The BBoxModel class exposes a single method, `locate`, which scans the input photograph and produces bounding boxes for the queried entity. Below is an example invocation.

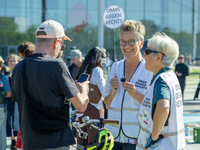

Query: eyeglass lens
[144,50,155,55]
[61,44,66,50]
[119,39,138,46]
[144,49,165,56]
[59,40,66,50]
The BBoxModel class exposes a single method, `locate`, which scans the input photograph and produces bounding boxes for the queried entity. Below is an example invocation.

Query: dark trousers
[6,98,18,137]
[194,82,200,99]
[178,80,186,98]
[112,142,136,150]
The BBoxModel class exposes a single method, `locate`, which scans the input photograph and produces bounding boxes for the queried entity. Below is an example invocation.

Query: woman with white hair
[122,32,185,149]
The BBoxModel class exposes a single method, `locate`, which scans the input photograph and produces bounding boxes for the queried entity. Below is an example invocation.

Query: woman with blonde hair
[5,54,20,150]
[103,20,153,150]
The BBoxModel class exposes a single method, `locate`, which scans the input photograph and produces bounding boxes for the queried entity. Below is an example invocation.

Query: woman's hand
[121,81,144,103]
[121,82,136,96]
[110,74,119,92]
[144,134,167,149]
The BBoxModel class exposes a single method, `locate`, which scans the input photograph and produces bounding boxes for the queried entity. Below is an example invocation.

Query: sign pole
[103,5,125,75]
[114,28,116,74]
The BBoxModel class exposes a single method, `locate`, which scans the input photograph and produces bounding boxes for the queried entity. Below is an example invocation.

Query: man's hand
[71,81,89,112]
[75,81,89,94]
[178,73,182,77]
[175,71,182,77]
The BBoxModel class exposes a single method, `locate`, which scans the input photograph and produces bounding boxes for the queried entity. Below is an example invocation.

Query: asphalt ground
[183,98,200,150]
[6,74,200,150]
[6,101,200,150]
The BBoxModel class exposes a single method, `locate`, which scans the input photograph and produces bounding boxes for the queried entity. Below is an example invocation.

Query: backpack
[0,73,6,104]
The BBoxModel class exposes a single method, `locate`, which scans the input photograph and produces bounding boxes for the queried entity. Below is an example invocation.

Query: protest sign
[103,5,125,29]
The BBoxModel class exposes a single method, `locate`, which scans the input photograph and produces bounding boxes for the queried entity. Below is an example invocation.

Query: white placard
[103,5,125,29]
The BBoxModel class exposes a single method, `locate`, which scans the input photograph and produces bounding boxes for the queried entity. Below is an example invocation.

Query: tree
[26,24,37,43]
[0,17,18,45]
[140,19,160,39]
[64,23,98,58]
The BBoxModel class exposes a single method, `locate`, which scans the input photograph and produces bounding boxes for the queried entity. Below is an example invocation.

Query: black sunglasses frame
[61,44,66,51]
[143,49,166,56]
[58,40,66,51]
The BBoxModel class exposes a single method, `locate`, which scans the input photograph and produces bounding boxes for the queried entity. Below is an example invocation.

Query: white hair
[148,32,179,68]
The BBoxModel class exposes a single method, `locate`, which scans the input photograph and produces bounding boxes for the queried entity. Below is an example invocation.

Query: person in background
[17,41,35,60]
[135,32,185,150]
[0,56,7,75]
[15,41,35,149]
[66,46,76,66]
[0,64,7,75]
[76,46,106,148]
[57,51,63,59]
[175,55,189,98]
[11,20,89,150]
[105,53,113,73]
[141,39,149,51]
[5,54,20,150]
[68,49,83,80]
[102,52,113,76]
[67,49,84,137]
[103,20,153,150]
[0,57,11,150]
[102,48,107,76]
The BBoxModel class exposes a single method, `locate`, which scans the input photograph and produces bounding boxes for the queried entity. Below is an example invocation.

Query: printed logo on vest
[135,79,147,90]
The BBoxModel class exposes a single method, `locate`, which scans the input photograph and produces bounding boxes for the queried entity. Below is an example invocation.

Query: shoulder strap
[22,58,31,99]
[89,71,92,81]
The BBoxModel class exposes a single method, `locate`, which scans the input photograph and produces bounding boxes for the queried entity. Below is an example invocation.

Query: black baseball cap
[141,39,149,51]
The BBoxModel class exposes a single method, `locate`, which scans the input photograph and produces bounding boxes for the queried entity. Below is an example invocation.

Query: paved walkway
[5,66,200,150]
[183,100,200,150]
[183,72,200,150]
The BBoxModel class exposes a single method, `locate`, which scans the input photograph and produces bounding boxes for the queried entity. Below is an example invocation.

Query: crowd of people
[0,19,187,150]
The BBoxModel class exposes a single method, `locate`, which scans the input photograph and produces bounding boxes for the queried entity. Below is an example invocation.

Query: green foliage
[0,17,37,46]
[0,17,18,45]
[26,25,37,44]
[64,24,98,57]
[0,17,196,60]
[141,19,160,39]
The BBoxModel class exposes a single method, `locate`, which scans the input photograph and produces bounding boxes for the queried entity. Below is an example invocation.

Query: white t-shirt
[89,66,105,110]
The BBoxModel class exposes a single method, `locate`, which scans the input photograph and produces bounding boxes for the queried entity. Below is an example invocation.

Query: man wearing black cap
[175,55,189,98]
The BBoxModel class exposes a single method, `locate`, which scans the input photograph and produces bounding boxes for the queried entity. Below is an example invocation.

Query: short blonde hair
[0,57,4,67]
[7,54,20,63]
[119,20,145,41]
[148,32,179,68]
